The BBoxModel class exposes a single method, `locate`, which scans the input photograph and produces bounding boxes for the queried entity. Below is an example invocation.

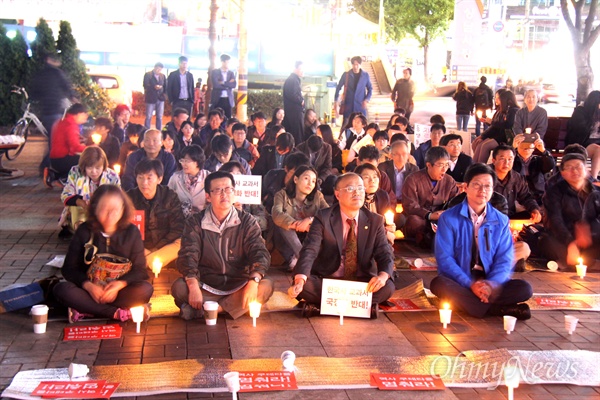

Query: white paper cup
[223,371,240,392]
[68,363,90,379]
[414,258,424,268]
[203,301,219,325]
[281,350,296,371]
[547,261,558,271]
[31,305,49,334]
[503,315,517,334]
[564,315,579,335]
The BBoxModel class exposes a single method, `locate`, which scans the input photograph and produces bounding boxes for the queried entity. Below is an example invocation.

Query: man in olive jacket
[172,171,273,320]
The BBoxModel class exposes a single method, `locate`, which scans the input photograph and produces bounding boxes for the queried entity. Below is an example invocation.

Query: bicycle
[6,86,47,160]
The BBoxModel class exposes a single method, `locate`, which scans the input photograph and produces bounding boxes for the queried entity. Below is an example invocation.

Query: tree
[353,0,454,83]
[560,0,600,103]
[30,18,56,75]
[0,24,31,126]
[205,0,219,114]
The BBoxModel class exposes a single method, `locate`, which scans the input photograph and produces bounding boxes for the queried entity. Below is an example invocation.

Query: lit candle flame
[395,204,403,214]
[384,210,394,225]
[525,128,532,134]
[252,138,259,146]
[577,257,583,266]
[152,257,163,278]
[91,133,102,145]
[476,110,482,119]
[113,164,121,175]
[443,303,450,310]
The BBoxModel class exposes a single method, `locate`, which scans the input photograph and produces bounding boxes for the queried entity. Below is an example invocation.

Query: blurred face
[374,136,388,151]
[366,127,377,137]
[494,92,501,106]
[215,146,233,164]
[403,70,410,80]
[143,131,162,155]
[181,124,193,139]
[306,111,317,124]
[232,129,246,145]
[445,139,462,159]
[493,150,515,175]
[228,167,243,176]
[206,177,235,214]
[75,112,89,125]
[117,110,131,125]
[316,127,323,138]
[524,91,538,110]
[254,117,267,132]
[179,60,188,73]
[209,114,222,130]
[136,170,162,200]
[162,134,174,151]
[561,160,587,188]
[174,113,189,127]
[85,161,104,182]
[426,157,450,181]
[335,175,365,212]
[430,129,444,147]
[195,116,207,129]
[351,61,361,73]
[352,116,364,132]
[295,64,304,77]
[517,142,535,160]
[153,66,163,74]
[465,174,494,210]
[360,169,380,194]
[294,170,317,196]
[221,59,230,69]
[179,156,199,175]
[391,143,409,169]
[129,134,139,145]
[276,109,285,121]
[96,194,124,232]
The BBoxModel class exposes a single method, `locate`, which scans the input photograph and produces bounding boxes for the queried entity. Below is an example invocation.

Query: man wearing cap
[167,56,195,116]
[143,62,167,130]
[210,54,237,119]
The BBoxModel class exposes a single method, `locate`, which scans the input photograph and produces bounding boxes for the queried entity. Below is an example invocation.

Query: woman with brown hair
[452,81,474,132]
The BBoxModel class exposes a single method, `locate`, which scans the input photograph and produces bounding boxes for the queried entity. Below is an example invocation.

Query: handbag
[338,72,350,116]
[84,234,131,286]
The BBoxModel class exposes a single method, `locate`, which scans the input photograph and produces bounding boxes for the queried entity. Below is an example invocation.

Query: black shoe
[514,258,526,272]
[371,303,379,319]
[58,226,73,240]
[43,168,53,188]
[489,303,531,320]
[301,302,320,318]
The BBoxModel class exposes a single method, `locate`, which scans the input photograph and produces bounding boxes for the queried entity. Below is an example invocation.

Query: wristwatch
[251,276,261,283]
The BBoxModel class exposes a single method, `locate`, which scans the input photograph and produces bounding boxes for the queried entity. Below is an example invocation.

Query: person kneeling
[431,164,533,320]
[171,171,274,320]
[288,173,395,318]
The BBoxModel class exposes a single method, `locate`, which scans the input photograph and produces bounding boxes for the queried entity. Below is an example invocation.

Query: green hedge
[247,90,283,116]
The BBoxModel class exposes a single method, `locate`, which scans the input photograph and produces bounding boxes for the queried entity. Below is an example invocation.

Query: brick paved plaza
[0,137,599,399]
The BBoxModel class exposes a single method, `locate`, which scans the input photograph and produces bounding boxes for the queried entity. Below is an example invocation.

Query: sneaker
[489,303,531,320]
[68,308,93,323]
[179,303,202,321]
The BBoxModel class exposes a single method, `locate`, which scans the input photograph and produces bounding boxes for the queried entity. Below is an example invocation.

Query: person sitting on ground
[198,109,225,149]
[317,124,343,175]
[541,153,600,265]
[303,109,319,142]
[346,122,379,164]
[414,123,446,169]
[296,135,332,185]
[440,133,473,183]
[252,132,295,176]
[513,89,548,138]
[109,104,131,144]
[176,120,202,157]
[583,189,600,256]
[162,108,190,144]
[272,166,329,271]
[430,114,445,126]
[90,117,120,167]
[193,113,207,136]
[565,90,600,179]
[162,129,179,157]
[122,129,177,191]
[203,134,251,174]
[373,130,391,163]
[168,144,210,218]
[117,124,143,170]
[53,185,154,322]
[171,171,274,320]
[402,147,459,247]
[246,111,269,147]
[355,163,396,244]
[389,132,417,164]
[351,145,397,206]
[545,144,590,189]
[59,146,120,237]
[431,163,533,320]
[225,118,240,138]
[231,123,260,168]
[47,103,89,185]
[338,113,367,151]
[288,173,395,318]
[267,108,285,129]
[262,152,310,213]
[511,133,555,204]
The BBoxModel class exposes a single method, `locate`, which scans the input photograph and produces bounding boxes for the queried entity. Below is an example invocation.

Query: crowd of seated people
[50,85,599,325]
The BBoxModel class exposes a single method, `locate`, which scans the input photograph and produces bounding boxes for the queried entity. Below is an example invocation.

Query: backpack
[474,87,490,108]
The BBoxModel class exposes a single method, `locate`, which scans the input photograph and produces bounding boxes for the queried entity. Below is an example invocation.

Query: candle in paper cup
[395,204,403,214]
[249,301,261,327]
[487,109,493,117]
[564,315,579,335]
[525,128,532,134]
[504,365,520,400]
[337,299,348,326]
[413,258,423,268]
[113,164,121,175]
[68,363,90,379]
[547,261,558,271]
[252,138,259,146]
[130,306,145,333]
[476,110,483,119]
[384,210,394,225]
[503,315,517,334]
[281,350,296,371]
[439,303,452,329]
[576,257,587,279]
[152,257,163,278]
[223,371,240,400]
[91,133,102,145]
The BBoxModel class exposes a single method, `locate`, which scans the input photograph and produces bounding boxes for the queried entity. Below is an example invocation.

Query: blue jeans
[145,101,165,130]
[456,114,470,132]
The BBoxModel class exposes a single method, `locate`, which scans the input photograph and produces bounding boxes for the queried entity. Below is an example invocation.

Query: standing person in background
[193,80,204,117]
[473,76,494,137]
[167,56,195,116]
[143,62,167,130]
[391,68,416,121]
[334,56,373,128]
[452,82,474,132]
[283,61,305,145]
[30,53,74,175]
[209,54,236,119]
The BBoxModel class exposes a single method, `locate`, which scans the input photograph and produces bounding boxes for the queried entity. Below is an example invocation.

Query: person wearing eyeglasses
[511,134,555,204]
[401,147,459,248]
[172,171,273,320]
[432,163,533,320]
[288,173,395,318]
[127,159,184,270]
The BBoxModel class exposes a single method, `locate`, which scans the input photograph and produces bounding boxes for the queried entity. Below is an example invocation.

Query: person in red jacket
[47,103,89,186]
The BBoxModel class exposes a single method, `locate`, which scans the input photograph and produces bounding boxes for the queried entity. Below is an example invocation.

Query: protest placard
[320,279,372,318]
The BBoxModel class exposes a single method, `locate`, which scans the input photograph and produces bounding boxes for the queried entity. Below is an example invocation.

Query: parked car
[89,73,132,107]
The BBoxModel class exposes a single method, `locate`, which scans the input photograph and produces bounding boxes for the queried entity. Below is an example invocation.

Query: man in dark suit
[288,173,395,316]
[209,54,236,119]
[167,56,195,116]
[440,133,473,183]
[296,135,332,184]
[143,62,167,130]
[252,132,295,177]
[282,61,305,146]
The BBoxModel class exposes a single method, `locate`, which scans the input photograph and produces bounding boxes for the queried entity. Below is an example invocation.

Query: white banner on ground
[320,279,372,318]
[233,175,262,205]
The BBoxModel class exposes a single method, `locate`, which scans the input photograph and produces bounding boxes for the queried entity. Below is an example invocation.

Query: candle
[130,306,145,333]
[576,257,587,279]
[91,133,102,145]
[439,302,452,328]
[504,365,520,400]
[337,299,348,326]
[384,210,394,225]
[476,110,483,119]
[487,109,493,117]
[564,315,579,335]
[281,350,296,371]
[113,164,121,175]
[249,301,261,327]
[223,371,240,400]
[395,204,403,214]
[152,257,163,278]
[252,137,259,146]
[525,128,532,134]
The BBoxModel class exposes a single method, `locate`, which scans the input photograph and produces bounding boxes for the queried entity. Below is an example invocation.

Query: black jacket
[447,153,473,183]
[167,70,194,103]
[143,70,167,103]
[494,169,540,217]
[512,151,555,203]
[453,90,474,115]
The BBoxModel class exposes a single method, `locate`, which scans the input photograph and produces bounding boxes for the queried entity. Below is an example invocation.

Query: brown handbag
[84,234,131,287]
[338,72,350,116]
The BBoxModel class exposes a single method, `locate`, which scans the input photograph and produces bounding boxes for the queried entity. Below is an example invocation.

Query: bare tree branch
[583,0,598,41]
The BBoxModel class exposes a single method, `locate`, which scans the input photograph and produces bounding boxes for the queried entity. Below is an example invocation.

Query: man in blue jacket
[334,56,373,128]
[431,163,532,320]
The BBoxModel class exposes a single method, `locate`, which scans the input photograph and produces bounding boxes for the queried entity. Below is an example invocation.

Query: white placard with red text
[233,175,262,205]
[413,124,431,147]
[320,279,372,318]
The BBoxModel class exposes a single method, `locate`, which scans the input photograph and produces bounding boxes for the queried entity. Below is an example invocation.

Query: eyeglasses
[520,146,535,151]
[469,183,494,192]
[433,163,450,169]
[210,187,235,195]
[562,165,585,172]
[338,186,365,193]
[179,159,194,164]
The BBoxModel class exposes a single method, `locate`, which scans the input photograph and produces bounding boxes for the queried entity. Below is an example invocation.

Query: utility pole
[236,0,248,122]
[206,0,219,114]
